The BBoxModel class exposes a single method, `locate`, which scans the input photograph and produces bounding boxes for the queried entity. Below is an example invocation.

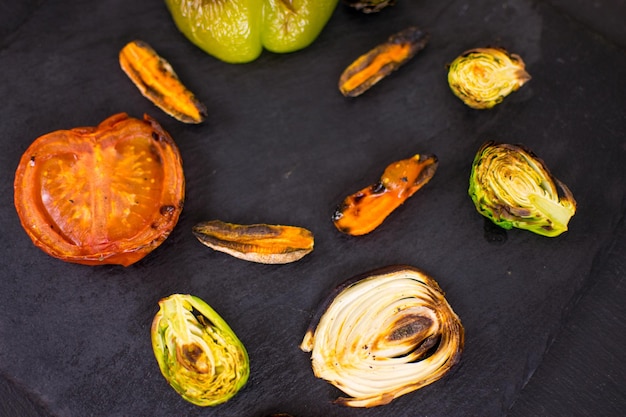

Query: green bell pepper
[165,0,339,63]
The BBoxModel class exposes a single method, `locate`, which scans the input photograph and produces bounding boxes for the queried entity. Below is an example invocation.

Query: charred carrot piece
[192,220,314,264]
[338,26,430,97]
[332,154,438,235]
[119,40,207,124]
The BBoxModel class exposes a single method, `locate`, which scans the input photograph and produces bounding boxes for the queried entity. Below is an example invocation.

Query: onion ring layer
[301,265,464,407]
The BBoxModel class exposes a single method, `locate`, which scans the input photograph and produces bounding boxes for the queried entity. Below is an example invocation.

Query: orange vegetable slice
[332,154,438,235]
[13,113,185,266]
[338,26,430,97]
[193,220,314,264]
[119,40,207,124]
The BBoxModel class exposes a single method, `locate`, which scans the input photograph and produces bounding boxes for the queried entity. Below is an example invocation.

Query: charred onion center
[300,266,464,408]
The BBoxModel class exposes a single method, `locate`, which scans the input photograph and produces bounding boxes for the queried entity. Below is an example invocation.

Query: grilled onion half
[151,294,249,406]
[300,265,464,407]
[469,141,577,237]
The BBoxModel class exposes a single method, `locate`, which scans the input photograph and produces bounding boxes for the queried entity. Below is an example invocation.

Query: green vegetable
[469,141,577,237]
[151,294,249,406]
[165,0,339,63]
[447,47,531,109]
[343,0,396,14]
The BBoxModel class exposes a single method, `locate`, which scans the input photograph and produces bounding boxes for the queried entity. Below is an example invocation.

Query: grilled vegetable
[447,47,531,109]
[193,220,314,264]
[343,0,395,13]
[165,0,339,64]
[301,265,464,408]
[332,153,438,235]
[469,141,576,237]
[119,40,207,124]
[13,113,184,266]
[339,26,429,97]
[151,294,249,406]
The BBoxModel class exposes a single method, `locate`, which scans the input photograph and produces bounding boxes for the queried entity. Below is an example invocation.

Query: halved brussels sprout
[151,294,249,406]
[300,265,464,408]
[448,47,531,109]
[343,0,396,13]
[338,26,430,97]
[469,141,577,237]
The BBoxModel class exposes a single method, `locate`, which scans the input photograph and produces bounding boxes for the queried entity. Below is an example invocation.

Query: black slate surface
[1,1,624,417]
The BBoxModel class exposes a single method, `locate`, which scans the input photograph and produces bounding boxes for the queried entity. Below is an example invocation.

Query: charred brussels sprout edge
[151,294,249,406]
[469,141,577,237]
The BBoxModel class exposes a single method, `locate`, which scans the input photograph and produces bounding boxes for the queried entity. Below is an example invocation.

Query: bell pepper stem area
[165,0,340,63]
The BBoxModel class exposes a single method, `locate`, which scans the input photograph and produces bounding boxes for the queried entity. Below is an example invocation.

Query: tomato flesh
[14,113,185,266]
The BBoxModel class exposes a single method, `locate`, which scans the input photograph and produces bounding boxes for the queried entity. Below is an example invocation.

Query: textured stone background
[1,1,624,416]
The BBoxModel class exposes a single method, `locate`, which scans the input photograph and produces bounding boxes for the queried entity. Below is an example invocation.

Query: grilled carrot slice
[119,40,207,124]
[332,154,438,235]
[193,220,314,264]
[338,26,430,97]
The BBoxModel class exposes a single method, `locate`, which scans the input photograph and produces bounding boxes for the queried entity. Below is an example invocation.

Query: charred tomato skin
[14,113,185,266]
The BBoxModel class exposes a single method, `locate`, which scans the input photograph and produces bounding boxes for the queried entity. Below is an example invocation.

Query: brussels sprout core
[469,141,577,237]
[151,294,249,406]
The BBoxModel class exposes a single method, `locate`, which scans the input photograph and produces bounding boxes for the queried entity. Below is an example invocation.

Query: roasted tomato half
[13,113,185,266]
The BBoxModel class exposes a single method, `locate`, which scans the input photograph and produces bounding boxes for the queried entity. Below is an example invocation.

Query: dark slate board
[1,1,624,416]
